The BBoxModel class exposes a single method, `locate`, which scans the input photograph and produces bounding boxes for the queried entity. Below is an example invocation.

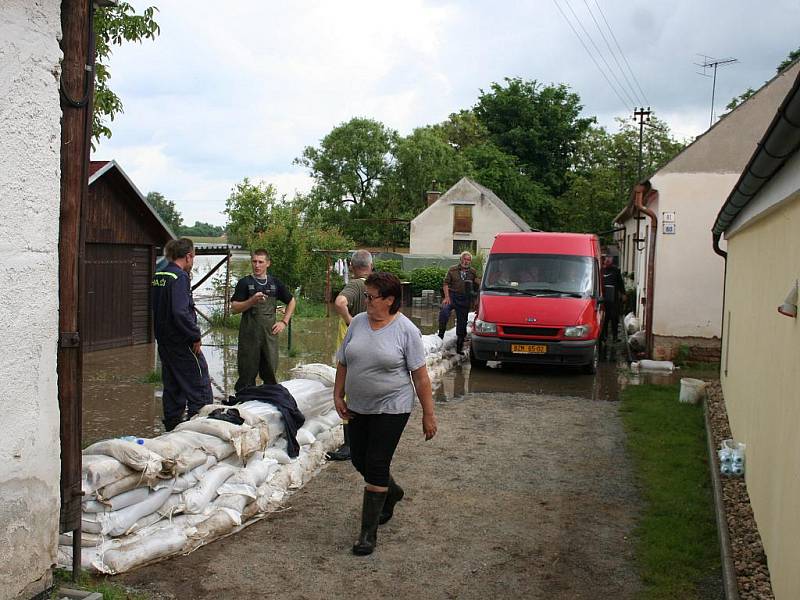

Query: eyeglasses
[363,292,383,302]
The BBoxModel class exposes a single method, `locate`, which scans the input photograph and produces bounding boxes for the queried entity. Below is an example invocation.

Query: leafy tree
[180,221,225,237]
[725,88,756,112]
[777,47,800,73]
[223,178,280,244]
[295,118,398,209]
[474,78,594,196]
[430,109,490,151]
[93,2,160,143]
[145,191,182,233]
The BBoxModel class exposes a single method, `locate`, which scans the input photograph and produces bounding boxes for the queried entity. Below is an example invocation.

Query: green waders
[235,294,279,391]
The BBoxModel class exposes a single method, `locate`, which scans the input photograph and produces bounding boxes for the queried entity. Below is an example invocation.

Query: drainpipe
[633,182,658,357]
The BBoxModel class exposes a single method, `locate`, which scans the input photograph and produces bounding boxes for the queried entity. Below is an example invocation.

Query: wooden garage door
[84,243,152,351]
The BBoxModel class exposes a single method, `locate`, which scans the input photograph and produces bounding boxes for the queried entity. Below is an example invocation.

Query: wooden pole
[58,0,93,582]
[224,249,231,320]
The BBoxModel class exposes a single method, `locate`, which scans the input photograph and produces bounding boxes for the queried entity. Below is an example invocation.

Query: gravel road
[117,387,642,599]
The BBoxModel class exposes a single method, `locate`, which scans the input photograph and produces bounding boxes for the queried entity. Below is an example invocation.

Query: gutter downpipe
[633,182,657,357]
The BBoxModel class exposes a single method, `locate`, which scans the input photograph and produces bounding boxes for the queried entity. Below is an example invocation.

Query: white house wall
[0,2,62,598]
[410,185,524,255]
[648,172,735,339]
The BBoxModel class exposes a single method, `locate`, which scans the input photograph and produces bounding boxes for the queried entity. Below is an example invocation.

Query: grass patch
[620,384,720,599]
[681,361,721,372]
[293,298,327,319]
[208,309,242,329]
[137,369,162,384]
[186,235,227,244]
[52,568,148,600]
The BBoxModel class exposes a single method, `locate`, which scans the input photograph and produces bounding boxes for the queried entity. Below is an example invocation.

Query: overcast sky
[94,0,800,226]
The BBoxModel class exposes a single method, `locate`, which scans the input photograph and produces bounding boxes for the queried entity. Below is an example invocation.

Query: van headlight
[473,319,497,335]
[564,324,590,338]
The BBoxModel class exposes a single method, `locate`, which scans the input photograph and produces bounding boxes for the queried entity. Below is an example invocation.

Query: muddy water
[83,254,651,444]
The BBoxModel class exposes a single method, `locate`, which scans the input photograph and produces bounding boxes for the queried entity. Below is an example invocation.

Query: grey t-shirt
[336,312,426,414]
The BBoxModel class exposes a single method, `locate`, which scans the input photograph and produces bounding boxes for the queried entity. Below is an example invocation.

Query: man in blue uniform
[151,238,212,431]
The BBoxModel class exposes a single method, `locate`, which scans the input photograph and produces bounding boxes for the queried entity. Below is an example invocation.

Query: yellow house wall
[721,196,800,599]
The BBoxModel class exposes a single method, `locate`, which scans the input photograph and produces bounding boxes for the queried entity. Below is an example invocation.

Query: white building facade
[0,1,63,598]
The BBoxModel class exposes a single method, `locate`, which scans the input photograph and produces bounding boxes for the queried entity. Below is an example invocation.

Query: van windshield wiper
[548,290,586,298]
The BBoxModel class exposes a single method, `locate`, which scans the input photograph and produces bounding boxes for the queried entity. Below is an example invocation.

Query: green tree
[145,191,182,233]
[224,178,281,245]
[93,2,160,143]
[430,109,490,150]
[474,78,594,196]
[180,221,225,237]
[295,117,398,210]
[777,47,800,73]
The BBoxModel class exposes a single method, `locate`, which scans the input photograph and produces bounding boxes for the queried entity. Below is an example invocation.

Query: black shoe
[353,489,387,556]
[326,444,351,461]
[379,478,404,525]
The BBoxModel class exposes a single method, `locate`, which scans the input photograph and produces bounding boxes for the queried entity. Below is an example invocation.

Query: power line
[552,0,631,112]
[581,0,644,107]
[562,0,637,109]
[591,0,650,106]
[695,55,738,126]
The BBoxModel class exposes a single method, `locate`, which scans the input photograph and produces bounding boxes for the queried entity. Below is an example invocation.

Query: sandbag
[98,485,174,537]
[288,363,336,386]
[182,463,236,514]
[99,525,192,574]
[96,472,146,501]
[83,455,136,493]
[83,439,168,481]
[167,431,235,461]
[296,428,316,446]
[264,447,292,465]
[60,531,104,548]
[83,486,151,513]
[143,438,207,474]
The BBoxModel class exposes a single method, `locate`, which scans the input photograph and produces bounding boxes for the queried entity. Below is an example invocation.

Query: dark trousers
[158,343,212,425]
[602,304,620,342]
[349,411,410,487]
[439,293,470,338]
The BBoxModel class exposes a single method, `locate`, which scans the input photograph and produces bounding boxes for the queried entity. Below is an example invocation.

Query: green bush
[374,259,408,281]
[409,266,447,296]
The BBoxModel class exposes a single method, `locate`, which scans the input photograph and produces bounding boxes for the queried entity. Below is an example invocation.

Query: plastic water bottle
[731,463,744,476]
[720,463,733,476]
[120,435,145,445]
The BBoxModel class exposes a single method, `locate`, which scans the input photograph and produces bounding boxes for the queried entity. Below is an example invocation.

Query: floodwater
[82,255,686,445]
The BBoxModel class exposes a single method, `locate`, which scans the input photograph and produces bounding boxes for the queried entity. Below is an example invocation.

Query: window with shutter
[453,205,472,233]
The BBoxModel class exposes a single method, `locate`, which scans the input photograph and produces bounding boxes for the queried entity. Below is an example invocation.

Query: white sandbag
[316,408,342,429]
[213,492,250,514]
[99,524,192,574]
[60,532,104,548]
[96,472,145,501]
[167,431,235,461]
[83,455,136,493]
[81,514,102,534]
[232,425,269,460]
[264,447,292,465]
[83,439,167,481]
[301,418,327,436]
[175,417,244,441]
[421,334,444,354]
[143,438,207,474]
[628,330,647,352]
[638,359,675,372]
[83,486,151,513]
[157,493,185,518]
[182,463,236,514]
[289,363,336,386]
[196,404,266,428]
[624,312,640,334]
[122,510,163,535]
[188,508,240,549]
[296,428,316,446]
[159,454,216,493]
[98,485,174,537]
[242,457,280,487]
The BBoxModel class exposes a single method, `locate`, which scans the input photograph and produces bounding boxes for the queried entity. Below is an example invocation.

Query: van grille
[501,326,560,337]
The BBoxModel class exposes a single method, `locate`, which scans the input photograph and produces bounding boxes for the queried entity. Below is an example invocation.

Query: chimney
[425,190,441,206]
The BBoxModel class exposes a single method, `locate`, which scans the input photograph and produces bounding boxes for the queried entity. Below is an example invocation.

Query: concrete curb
[704,399,740,600]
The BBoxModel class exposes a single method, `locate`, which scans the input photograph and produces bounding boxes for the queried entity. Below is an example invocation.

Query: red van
[470,232,604,373]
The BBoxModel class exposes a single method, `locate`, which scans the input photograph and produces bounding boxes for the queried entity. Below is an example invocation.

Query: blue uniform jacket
[151,263,202,346]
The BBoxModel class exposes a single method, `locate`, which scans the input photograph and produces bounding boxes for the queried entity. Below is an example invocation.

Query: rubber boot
[379,478,404,525]
[437,322,446,339]
[352,489,387,556]
[326,423,351,461]
[456,335,464,355]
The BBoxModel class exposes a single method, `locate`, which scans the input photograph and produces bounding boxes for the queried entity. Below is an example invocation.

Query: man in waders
[151,238,212,431]
[437,251,480,354]
[328,249,373,461]
[231,249,296,391]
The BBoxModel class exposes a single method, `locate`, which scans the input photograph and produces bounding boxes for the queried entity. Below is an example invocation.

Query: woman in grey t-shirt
[334,272,438,556]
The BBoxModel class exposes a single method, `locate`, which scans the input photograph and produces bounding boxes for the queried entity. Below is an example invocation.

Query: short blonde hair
[460,251,472,260]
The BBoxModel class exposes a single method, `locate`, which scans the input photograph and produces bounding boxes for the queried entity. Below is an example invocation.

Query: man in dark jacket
[438,251,480,354]
[601,255,626,343]
[151,238,212,431]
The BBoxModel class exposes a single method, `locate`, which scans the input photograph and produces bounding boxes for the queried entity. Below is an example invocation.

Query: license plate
[511,344,547,354]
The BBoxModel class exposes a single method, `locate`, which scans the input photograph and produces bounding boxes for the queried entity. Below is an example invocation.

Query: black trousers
[348,411,410,487]
[158,342,212,424]
[438,293,471,338]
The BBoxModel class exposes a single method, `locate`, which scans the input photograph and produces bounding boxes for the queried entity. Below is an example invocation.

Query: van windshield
[482,254,595,297]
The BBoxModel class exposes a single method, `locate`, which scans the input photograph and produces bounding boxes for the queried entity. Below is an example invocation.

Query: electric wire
[591,0,650,106]
[552,0,632,112]
[562,0,637,109]
[581,0,645,107]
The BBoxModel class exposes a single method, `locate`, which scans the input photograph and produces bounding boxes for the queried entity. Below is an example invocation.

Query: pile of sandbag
[59,370,342,574]
[59,323,466,574]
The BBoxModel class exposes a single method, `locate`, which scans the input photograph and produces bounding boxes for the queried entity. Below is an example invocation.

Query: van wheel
[583,345,599,374]
[469,346,487,369]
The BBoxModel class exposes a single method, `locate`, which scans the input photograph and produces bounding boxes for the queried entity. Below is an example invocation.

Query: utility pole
[695,55,738,127]
[633,107,651,181]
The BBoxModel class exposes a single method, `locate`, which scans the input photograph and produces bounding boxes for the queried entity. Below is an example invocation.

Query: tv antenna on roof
[695,55,738,127]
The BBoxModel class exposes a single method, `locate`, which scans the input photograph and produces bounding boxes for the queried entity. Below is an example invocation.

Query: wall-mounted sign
[663,211,675,223]
[663,222,676,235]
